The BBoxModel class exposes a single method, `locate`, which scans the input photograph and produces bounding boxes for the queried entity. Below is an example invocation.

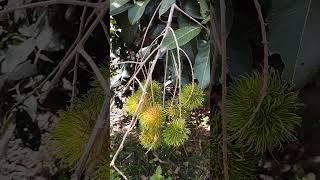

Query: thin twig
[168,27,183,119]
[100,19,110,44]
[219,0,230,179]
[163,51,169,106]
[71,92,110,179]
[0,123,15,160]
[134,3,161,87]
[40,2,108,103]
[84,0,103,28]
[0,0,100,15]
[209,3,222,54]
[292,0,312,83]
[174,4,209,32]
[78,47,107,93]
[71,1,89,104]
[248,0,269,126]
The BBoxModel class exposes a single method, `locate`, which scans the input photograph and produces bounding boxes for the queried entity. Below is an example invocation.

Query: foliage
[125,82,204,149]
[150,166,173,180]
[226,70,303,153]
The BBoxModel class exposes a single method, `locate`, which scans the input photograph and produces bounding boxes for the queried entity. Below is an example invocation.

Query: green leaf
[128,0,151,25]
[181,42,195,62]
[114,12,138,45]
[150,166,164,180]
[150,24,166,39]
[161,26,201,50]
[269,0,320,87]
[110,0,130,12]
[110,3,132,16]
[199,0,210,24]
[184,0,202,19]
[194,40,210,89]
[159,0,175,17]
[156,165,162,175]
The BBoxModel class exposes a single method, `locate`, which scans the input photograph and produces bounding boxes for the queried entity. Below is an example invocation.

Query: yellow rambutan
[139,104,164,131]
[139,130,161,149]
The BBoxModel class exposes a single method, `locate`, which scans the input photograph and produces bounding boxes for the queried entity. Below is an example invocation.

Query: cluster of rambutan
[125,81,204,149]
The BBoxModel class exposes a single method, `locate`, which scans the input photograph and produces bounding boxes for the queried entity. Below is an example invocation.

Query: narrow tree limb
[0,123,15,160]
[78,47,107,93]
[100,19,110,44]
[209,2,222,54]
[40,2,108,103]
[219,0,230,179]
[249,0,269,124]
[71,1,89,104]
[71,92,110,179]
[0,0,100,15]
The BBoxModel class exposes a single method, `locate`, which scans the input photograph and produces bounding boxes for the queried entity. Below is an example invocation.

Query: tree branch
[249,0,269,125]
[0,0,100,15]
[219,0,230,179]
[71,1,89,104]
[39,2,108,103]
[78,47,107,93]
[71,92,110,180]
[0,123,15,160]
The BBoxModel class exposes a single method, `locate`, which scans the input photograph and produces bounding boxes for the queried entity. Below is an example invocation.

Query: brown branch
[209,3,222,54]
[249,0,269,125]
[78,47,107,92]
[84,0,104,28]
[219,0,230,179]
[71,2,89,104]
[100,19,110,44]
[71,91,110,180]
[39,2,108,103]
[0,123,15,160]
[0,0,100,15]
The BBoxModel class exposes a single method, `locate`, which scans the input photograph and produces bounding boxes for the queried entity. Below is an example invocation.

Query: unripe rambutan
[226,70,303,153]
[139,130,161,149]
[125,92,147,116]
[180,83,204,110]
[125,80,162,116]
[139,104,164,131]
[163,118,190,147]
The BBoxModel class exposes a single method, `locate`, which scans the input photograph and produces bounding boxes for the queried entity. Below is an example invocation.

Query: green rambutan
[49,84,106,169]
[125,92,147,116]
[125,80,162,116]
[180,83,205,110]
[163,118,190,147]
[226,70,303,153]
[139,129,161,149]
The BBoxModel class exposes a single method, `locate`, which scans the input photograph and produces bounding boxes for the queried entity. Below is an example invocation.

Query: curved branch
[0,0,101,15]
[219,0,230,179]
